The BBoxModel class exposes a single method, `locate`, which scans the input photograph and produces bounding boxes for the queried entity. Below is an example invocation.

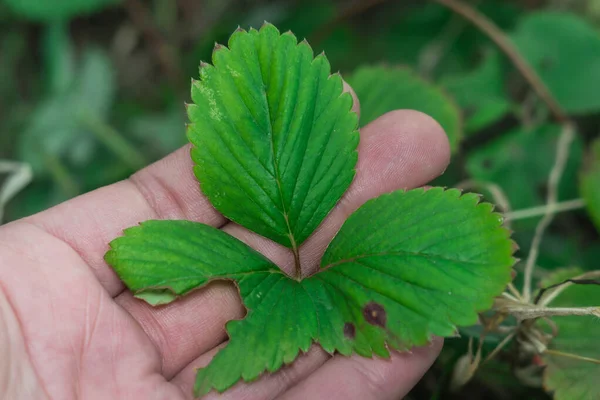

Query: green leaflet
[540,271,600,400]
[105,220,282,301]
[187,24,359,249]
[347,65,462,152]
[105,188,515,396]
[511,12,600,114]
[580,139,600,232]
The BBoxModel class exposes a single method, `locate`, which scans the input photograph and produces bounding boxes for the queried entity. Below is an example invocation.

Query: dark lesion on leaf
[343,322,356,339]
[363,302,386,327]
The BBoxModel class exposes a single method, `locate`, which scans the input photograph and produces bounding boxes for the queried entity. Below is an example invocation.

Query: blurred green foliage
[1,0,600,399]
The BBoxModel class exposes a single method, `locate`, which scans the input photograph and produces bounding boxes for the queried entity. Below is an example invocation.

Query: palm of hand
[0,102,449,400]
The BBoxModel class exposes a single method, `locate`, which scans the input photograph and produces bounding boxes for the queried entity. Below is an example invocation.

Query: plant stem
[483,331,516,364]
[292,245,302,280]
[80,114,147,171]
[433,0,568,123]
[503,305,600,320]
[544,349,600,365]
[504,198,586,221]
[522,123,575,302]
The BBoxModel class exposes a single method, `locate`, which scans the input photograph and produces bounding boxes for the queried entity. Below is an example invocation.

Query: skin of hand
[0,85,450,400]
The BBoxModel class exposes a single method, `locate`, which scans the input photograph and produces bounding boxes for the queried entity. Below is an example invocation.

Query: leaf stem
[544,349,600,365]
[482,331,516,365]
[433,0,568,122]
[522,123,576,302]
[292,243,302,280]
[502,305,600,320]
[507,283,523,301]
[504,198,586,221]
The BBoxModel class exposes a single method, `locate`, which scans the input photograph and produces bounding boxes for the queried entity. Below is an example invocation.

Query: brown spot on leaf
[343,322,356,339]
[363,302,386,327]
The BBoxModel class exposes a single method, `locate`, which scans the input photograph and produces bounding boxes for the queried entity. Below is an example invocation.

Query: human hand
[0,87,450,399]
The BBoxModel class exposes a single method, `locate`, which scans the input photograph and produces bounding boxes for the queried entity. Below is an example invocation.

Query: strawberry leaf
[106,24,516,398]
[187,23,359,249]
[106,189,515,396]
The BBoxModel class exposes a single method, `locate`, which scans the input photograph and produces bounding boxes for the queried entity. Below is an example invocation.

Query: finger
[279,338,443,400]
[158,110,450,383]
[170,345,330,400]
[25,145,226,296]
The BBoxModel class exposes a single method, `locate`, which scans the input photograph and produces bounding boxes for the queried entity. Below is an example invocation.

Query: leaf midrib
[262,41,297,250]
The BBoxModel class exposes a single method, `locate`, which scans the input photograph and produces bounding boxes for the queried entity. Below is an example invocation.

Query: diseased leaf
[106,188,515,396]
[580,138,600,232]
[347,65,462,152]
[187,23,359,249]
[442,51,512,135]
[4,0,120,22]
[511,12,600,114]
[466,124,583,223]
[541,272,600,400]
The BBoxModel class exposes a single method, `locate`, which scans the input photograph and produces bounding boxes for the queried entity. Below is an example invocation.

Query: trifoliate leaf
[347,65,462,152]
[511,12,600,114]
[580,138,600,232]
[466,124,583,219]
[106,188,515,396]
[442,51,512,135]
[187,23,359,249]
[4,0,120,22]
[541,276,600,400]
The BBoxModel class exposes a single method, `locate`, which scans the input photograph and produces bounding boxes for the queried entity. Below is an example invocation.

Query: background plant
[1,0,600,399]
